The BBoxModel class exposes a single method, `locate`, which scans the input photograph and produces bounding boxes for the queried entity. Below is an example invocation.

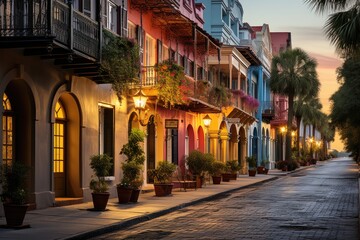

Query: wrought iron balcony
[0,0,105,80]
[262,101,275,123]
[0,1,100,59]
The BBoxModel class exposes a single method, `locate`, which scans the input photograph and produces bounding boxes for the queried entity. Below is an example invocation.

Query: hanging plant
[242,95,260,109]
[208,84,232,107]
[100,30,140,101]
[232,89,246,97]
[155,60,190,108]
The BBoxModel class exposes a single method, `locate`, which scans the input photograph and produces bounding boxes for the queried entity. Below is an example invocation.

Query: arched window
[2,93,13,166]
[54,101,66,173]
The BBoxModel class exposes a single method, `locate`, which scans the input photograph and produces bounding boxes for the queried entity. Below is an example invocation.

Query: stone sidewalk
[0,167,312,240]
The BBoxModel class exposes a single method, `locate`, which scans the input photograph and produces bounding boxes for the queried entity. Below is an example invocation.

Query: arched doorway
[262,128,266,162]
[238,127,246,170]
[146,115,155,183]
[198,126,205,153]
[53,94,81,198]
[252,128,258,163]
[3,79,35,203]
[186,125,195,157]
[229,124,237,161]
[266,129,270,161]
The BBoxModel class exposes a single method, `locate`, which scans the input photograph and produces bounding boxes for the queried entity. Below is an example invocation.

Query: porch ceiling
[185,97,221,113]
[227,107,256,125]
[237,46,261,66]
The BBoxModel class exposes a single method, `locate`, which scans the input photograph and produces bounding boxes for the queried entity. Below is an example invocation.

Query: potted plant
[223,160,241,181]
[208,160,226,184]
[119,129,145,203]
[276,160,288,171]
[257,160,266,174]
[89,154,113,211]
[264,159,270,174]
[0,161,30,227]
[246,156,257,177]
[147,161,176,197]
[186,150,208,188]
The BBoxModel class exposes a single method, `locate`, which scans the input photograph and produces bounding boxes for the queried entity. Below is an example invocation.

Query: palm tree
[294,96,322,155]
[270,48,320,161]
[304,0,360,57]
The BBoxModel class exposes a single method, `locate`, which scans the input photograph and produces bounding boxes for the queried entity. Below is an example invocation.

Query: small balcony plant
[155,60,189,108]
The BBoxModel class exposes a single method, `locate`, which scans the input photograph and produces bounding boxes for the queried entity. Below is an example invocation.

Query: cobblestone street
[91,158,359,240]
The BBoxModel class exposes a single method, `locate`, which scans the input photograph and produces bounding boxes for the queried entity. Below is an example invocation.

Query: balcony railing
[141,66,157,86]
[0,0,100,59]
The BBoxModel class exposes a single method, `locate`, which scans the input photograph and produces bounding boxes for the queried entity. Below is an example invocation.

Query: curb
[64,176,278,240]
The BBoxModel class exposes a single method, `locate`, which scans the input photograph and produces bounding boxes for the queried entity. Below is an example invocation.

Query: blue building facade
[196,0,274,166]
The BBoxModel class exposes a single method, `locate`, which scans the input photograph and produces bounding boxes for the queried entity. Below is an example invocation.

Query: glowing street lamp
[133,89,148,110]
[203,114,212,153]
[133,89,150,126]
[203,114,212,128]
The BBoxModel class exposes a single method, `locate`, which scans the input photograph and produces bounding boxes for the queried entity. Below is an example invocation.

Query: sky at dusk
[240,0,344,151]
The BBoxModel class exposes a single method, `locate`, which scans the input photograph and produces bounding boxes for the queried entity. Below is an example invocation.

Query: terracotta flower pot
[248,169,257,177]
[221,173,232,182]
[91,192,110,211]
[154,183,173,197]
[117,186,133,204]
[212,176,221,184]
[130,189,141,203]
[3,203,29,227]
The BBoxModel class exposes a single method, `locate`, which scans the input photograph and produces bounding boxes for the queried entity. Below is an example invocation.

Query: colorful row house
[0,0,263,212]
[197,0,276,167]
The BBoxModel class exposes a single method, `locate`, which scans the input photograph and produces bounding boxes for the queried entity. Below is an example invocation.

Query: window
[162,45,169,61]
[145,34,156,66]
[128,22,136,40]
[54,101,66,173]
[222,9,228,26]
[2,93,13,167]
[99,105,114,175]
[81,0,96,20]
[166,129,178,165]
[103,0,118,33]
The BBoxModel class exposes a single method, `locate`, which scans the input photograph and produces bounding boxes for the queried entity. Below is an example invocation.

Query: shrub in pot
[0,161,30,227]
[246,156,257,177]
[276,160,288,171]
[119,129,145,203]
[89,154,112,211]
[224,160,241,180]
[186,150,209,188]
[208,160,226,184]
[147,161,176,196]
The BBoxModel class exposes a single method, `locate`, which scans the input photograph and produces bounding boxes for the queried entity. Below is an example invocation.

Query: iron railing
[0,0,102,59]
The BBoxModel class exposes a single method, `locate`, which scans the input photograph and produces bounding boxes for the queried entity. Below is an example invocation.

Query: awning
[185,97,221,113]
[227,107,256,125]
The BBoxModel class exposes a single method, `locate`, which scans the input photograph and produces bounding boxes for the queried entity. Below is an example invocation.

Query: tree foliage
[304,0,360,57]
[270,48,320,160]
[101,30,140,101]
[330,57,360,158]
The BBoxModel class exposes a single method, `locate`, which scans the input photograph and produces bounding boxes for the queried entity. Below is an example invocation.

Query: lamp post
[203,114,212,153]
[280,126,287,161]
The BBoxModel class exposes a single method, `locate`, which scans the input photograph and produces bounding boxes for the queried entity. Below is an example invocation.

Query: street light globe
[133,90,147,110]
[203,114,212,128]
